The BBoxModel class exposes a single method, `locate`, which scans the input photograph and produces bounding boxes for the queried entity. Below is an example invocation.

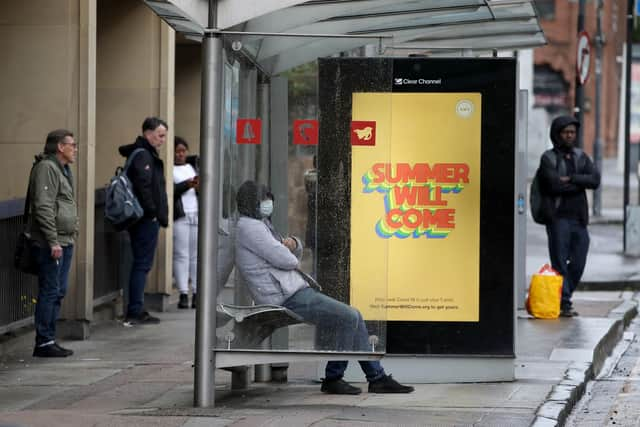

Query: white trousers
[173,213,198,293]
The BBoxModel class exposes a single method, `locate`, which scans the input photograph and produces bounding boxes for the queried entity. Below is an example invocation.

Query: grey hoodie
[235,215,308,305]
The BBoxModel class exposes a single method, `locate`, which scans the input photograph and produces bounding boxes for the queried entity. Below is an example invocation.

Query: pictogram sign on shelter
[236,119,262,144]
[293,119,319,145]
[350,121,376,146]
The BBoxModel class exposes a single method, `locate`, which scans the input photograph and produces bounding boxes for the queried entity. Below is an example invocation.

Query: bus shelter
[143,0,545,407]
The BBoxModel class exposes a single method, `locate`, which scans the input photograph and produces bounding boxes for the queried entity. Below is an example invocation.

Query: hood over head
[550,115,580,148]
[236,180,271,219]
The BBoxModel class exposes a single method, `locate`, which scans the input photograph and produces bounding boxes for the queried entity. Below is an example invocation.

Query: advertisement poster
[350,92,481,322]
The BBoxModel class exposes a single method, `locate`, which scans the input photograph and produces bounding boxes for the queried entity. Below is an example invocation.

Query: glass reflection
[213,47,388,355]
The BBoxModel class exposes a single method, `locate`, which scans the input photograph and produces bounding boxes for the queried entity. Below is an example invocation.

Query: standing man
[30,129,79,357]
[537,116,600,317]
[119,117,169,325]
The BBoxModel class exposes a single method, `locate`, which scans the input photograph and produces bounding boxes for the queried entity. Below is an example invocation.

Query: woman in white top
[173,137,199,309]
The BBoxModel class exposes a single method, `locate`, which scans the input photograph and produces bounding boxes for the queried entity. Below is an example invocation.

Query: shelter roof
[144,0,545,74]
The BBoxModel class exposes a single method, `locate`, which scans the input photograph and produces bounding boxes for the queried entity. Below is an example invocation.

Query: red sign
[293,119,319,145]
[236,119,262,144]
[350,121,376,146]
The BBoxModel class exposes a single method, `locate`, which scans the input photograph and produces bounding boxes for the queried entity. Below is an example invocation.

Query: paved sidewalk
[0,290,636,427]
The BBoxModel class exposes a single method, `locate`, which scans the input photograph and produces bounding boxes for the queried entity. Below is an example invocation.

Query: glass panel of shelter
[214,34,392,354]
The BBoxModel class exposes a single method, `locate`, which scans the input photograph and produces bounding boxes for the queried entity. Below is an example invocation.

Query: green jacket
[28,154,79,247]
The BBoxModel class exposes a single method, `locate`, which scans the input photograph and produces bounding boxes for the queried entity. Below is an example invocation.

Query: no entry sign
[576,31,591,85]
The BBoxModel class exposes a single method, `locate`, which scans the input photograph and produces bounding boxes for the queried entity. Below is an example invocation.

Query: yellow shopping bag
[526,264,563,319]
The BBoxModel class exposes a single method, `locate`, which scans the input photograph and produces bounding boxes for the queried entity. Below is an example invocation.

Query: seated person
[234,180,414,395]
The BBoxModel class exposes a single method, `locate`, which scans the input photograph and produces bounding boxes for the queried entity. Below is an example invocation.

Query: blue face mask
[259,200,274,218]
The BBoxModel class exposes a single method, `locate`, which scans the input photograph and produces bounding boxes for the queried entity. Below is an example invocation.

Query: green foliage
[283,62,318,100]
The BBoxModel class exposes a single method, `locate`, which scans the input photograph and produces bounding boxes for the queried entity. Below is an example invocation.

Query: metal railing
[0,199,38,334]
[94,189,131,302]
[0,191,130,334]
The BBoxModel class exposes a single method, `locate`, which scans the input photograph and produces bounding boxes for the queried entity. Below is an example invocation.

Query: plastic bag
[526,264,563,319]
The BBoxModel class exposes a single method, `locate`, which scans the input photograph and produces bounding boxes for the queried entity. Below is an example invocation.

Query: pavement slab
[0,411,188,427]
[0,386,73,412]
[182,418,235,427]
[0,366,121,387]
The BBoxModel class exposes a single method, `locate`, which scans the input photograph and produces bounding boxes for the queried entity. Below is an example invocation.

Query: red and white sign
[236,119,262,144]
[576,31,591,85]
[350,121,376,146]
[293,119,319,145]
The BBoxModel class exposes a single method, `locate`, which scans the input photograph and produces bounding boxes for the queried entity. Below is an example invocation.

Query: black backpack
[530,150,557,225]
[105,148,145,230]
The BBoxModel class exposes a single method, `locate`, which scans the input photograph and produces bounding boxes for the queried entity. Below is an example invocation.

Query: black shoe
[178,294,189,309]
[191,294,197,309]
[33,343,69,358]
[560,307,579,317]
[124,311,160,326]
[320,378,362,395]
[368,375,414,393]
[53,343,74,356]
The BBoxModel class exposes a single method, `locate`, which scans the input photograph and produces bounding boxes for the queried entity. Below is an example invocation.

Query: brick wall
[534,0,626,156]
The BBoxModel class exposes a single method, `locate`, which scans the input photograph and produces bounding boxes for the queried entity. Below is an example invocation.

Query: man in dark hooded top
[118,117,169,325]
[537,116,600,317]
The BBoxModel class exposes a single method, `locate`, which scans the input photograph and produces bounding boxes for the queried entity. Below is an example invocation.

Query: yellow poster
[350,92,481,322]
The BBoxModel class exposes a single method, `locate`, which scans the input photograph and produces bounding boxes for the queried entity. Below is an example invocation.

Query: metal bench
[216,303,305,349]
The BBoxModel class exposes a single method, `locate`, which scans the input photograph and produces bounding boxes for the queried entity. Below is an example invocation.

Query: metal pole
[593,0,604,217]
[256,76,271,186]
[195,0,223,407]
[516,89,528,309]
[624,0,633,251]
[255,75,272,383]
[575,0,587,148]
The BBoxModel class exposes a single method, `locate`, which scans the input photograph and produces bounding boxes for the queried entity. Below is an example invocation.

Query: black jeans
[545,218,590,309]
[127,218,160,317]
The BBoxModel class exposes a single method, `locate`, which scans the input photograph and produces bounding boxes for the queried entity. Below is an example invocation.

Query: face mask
[259,200,274,218]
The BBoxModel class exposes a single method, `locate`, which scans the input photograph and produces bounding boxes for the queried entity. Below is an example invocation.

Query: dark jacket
[28,154,79,247]
[173,155,199,220]
[538,116,600,226]
[118,137,169,227]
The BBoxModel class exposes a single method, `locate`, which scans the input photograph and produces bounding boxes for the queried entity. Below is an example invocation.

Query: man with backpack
[535,116,600,317]
[118,117,169,325]
[29,129,79,357]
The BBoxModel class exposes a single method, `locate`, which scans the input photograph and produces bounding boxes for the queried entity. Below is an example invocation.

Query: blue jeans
[283,287,385,382]
[127,218,160,317]
[546,218,590,309]
[33,244,73,346]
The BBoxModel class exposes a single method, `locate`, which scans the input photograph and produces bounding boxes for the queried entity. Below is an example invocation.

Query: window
[533,65,569,113]
[534,0,555,20]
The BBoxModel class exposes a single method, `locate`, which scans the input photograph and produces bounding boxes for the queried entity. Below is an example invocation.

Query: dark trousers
[545,218,590,309]
[127,218,160,317]
[33,244,73,346]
